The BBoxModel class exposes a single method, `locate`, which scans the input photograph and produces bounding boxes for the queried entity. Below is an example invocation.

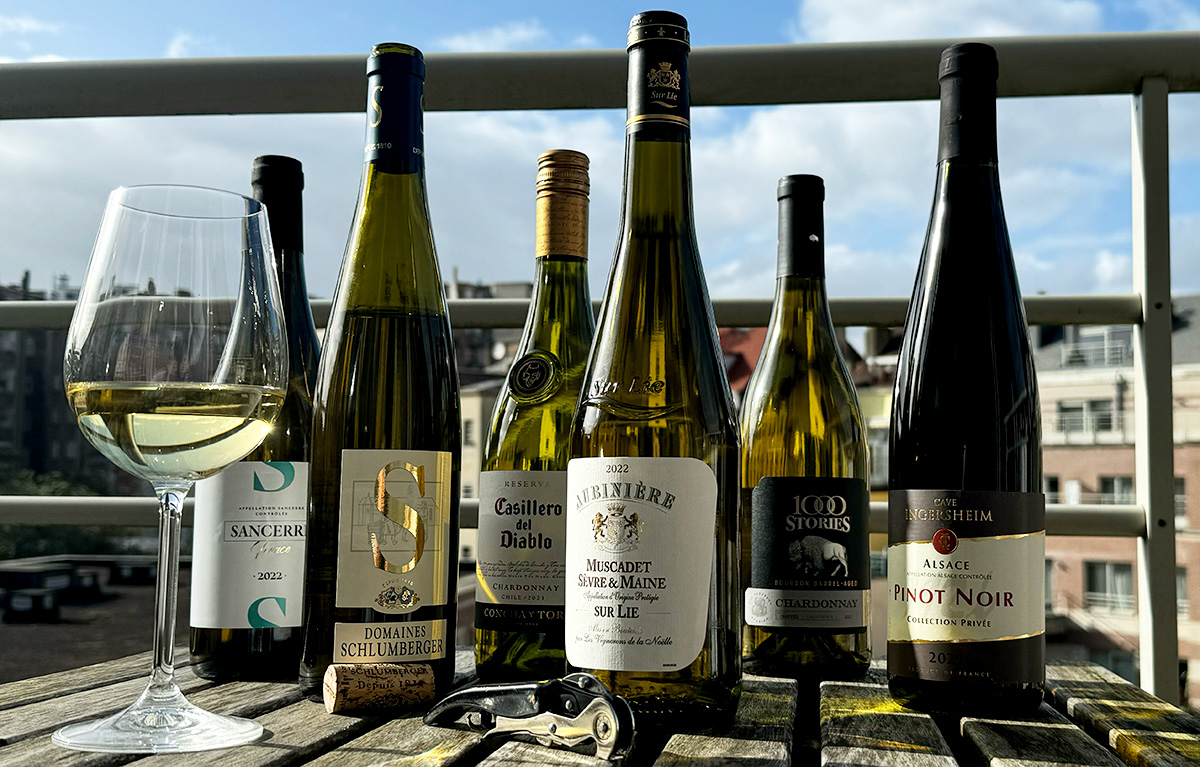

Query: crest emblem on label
[375,579,421,612]
[592,503,642,553]
[509,351,562,403]
[932,528,959,555]
[648,62,682,89]
[748,592,771,623]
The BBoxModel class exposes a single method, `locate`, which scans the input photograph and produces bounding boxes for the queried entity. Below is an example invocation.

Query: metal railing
[0,30,1191,702]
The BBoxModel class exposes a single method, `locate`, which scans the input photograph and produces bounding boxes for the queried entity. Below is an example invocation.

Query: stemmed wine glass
[55,185,288,752]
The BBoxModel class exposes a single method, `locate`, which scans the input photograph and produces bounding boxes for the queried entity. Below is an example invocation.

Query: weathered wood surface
[820,666,957,767]
[2,650,1197,767]
[1046,662,1200,767]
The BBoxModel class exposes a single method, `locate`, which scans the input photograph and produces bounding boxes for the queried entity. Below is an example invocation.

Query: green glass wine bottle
[298,43,461,698]
[565,11,741,730]
[190,155,320,681]
[740,175,871,680]
[474,149,594,682]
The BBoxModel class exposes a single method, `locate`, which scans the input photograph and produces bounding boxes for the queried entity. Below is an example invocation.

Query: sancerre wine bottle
[475,149,594,682]
[740,175,871,680]
[190,154,320,681]
[565,10,741,729]
[298,43,461,698]
[888,42,1044,714]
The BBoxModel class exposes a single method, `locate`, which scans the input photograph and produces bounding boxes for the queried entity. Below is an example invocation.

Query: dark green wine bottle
[475,150,594,682]
[565,11,741,730]
[190,155,319,681]
[888,42,1044,715]
[740,175,871,680]
[298,43,461,698]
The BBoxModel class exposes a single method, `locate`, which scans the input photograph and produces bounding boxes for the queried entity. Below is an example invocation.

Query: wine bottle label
[332,619,447,663]
[746,476,869,629]
[475,470,566,631]
[565,456,717,672]
[626,28,689,130]
[334,450,452,623]
[190,461,308,629]
[887,489,1045,685]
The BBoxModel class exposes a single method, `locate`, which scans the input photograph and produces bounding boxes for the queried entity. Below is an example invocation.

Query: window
[870,552,887,578]
[1057,402,1084,432]
[1046,559,1054,611]
[1084,561,1135,614]
[868,428,888,490]
[1044,475,1060,504]
[1178,567,1189,618]
[1099,476,1135,505]
[462,419,475,446]
[1176,476,1188,531]
[1056,399,1119,432]
[461,483,474,498]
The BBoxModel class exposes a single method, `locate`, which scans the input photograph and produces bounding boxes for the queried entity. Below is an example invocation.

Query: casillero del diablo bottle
[740,175,870,680]
[298,43,461,697]
[565,11,741,728]
[190,155,320,681]
[888,42,1044,714]
[475,149,594,682]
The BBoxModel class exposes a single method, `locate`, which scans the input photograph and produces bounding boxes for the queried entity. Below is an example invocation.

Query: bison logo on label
[789,535,848,578]
[592,503,642,554]
[932,528,959,555]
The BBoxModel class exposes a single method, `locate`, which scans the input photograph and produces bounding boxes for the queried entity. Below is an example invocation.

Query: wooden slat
[1046,662,1200,767]
[653,675,797,766]
[958,703,1125,767]
[820,666,957,767]
[0,647,189,712]
[308,714,492,767]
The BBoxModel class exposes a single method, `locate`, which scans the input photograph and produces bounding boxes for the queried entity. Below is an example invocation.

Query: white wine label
[565,456,717,672]
[476,470,565,630]
[335,449,453,611]
[745,588,869,629]
[332,620,447,663]
[747,476,870,629]
[190,461,308,629]
[887,489,1045,685]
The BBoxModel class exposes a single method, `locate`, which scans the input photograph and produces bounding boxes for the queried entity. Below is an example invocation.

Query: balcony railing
[0,31,1191,702]
[1061,341,1132,368]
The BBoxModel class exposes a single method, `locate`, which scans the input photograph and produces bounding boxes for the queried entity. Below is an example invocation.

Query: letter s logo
[248,596,286,628]
[253,462,295,493]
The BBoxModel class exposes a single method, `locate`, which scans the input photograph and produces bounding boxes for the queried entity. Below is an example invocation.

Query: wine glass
[55,185,288,752]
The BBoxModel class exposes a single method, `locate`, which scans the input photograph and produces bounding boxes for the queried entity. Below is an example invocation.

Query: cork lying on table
[322,662,436,714]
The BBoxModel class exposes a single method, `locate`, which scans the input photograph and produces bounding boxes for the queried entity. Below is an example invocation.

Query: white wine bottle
[190,155,320,681]
[740,175,870,680]
[565,11,741,729]
[888,42,1044,714]
[298,43,461,698]
[475,149,594,682]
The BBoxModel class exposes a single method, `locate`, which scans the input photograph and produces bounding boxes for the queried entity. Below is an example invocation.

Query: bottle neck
[524,255,593,358]
[938,72,998,164]
[767,274,838,362]
[776,195,824,279]
[365,68,424,174]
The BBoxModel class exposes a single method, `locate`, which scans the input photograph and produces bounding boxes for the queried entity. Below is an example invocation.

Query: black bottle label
[887,489,1045,685]
[365,72,423,167]
[627,34,689,131]
[746,476,869,629]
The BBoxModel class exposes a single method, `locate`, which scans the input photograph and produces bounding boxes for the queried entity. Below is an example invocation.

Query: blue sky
[1,0,1199,309]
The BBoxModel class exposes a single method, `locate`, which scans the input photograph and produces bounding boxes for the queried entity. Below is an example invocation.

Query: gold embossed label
[536,194,588,259]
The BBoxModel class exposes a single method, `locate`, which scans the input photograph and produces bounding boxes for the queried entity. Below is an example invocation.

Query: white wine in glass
[55,184,288,753]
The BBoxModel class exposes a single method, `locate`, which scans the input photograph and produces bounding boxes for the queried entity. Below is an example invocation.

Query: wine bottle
[298,43,461,698]
[740,175,870,680]
[888,42,1044,714]
[475,150,594,682]
[565,11,741,729]
[190,155,320,681]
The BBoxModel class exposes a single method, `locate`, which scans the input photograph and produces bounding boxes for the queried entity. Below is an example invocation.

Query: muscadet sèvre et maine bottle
[888,42,1044,714]
[475,150,594,681]
[298,43,461,697]
[740,175,870,680]
[565,11,741,728]
[190,155,320,681]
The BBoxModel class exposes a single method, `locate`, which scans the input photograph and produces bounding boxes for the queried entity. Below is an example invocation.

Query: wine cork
[322,662,436,714]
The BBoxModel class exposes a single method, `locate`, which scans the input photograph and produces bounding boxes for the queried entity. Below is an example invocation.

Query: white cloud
[165,32,194,58]
[1131,0,1200,30]
[0,54,66,63]
[436,20,549,52]
[1093,249,1132,290]
[0,15,58,36]
[793,0,1102,42]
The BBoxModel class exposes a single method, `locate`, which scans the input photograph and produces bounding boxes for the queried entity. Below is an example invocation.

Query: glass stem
[150,483,191,694]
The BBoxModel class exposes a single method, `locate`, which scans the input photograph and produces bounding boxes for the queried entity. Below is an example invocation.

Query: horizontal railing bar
[0,496,1144,537]
[0,294,1143,331]
[1,32,1199,120]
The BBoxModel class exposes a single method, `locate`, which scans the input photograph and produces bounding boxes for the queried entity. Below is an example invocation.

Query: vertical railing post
[1131,75,1179,703]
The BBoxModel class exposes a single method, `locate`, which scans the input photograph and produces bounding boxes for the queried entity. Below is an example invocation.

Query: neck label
[627,44,690,131]
[366,74,424,168]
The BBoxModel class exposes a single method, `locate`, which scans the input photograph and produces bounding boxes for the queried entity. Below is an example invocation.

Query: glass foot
[51,682,263,753]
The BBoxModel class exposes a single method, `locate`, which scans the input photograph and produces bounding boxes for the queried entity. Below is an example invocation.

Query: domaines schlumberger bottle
[475,150,594,682]
[298,43,461,698]
[888,43,1044,714]
[740,175,871,680]
[565,11,741,729]
[190,155,320,681]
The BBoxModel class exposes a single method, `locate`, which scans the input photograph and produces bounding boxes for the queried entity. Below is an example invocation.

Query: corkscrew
[423,673,635,763]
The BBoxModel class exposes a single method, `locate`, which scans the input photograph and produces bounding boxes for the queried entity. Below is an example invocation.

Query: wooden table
[0,650,1196,766]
